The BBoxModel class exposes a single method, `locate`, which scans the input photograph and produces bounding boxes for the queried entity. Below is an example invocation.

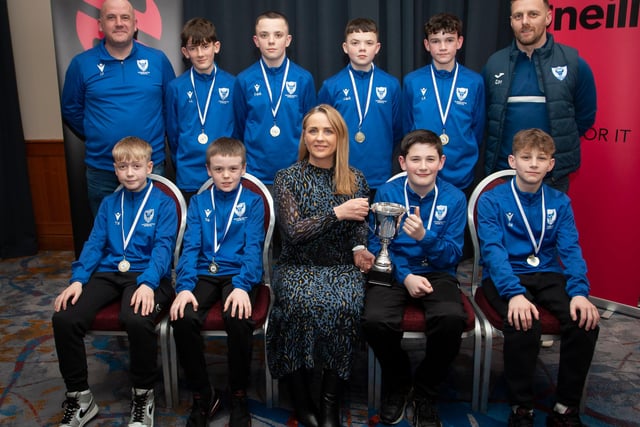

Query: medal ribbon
[259,58,290,123]
[511,179,546,256]
[348,64,375,131]
[121,181,154,253]
[210,184,243,254]
[430,62,459,134]
[403,178,438,231]
[190,66,217,132]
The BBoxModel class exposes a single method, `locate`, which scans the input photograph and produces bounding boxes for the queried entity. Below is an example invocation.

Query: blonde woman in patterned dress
[267,104,373,427]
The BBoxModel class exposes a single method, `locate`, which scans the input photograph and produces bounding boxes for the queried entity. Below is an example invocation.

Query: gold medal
[526,255,540,267]
[270,125,281,137]
[440,133,449,145]
[355,131,366,143]
[118,259,130,273]
[197,132,208,145]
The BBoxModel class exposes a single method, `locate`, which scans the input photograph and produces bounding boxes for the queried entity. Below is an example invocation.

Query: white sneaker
[128,388,154,427]
[59,389,99,427]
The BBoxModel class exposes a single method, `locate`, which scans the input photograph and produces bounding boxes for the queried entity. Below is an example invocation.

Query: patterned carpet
[0,251,638,426]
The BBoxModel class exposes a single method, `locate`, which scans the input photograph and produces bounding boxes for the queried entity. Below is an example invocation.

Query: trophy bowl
[369,202,406,285]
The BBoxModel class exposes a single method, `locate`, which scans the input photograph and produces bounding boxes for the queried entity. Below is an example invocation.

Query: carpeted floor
[0,251,638,426]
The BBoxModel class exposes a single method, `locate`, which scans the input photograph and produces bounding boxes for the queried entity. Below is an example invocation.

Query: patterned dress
[266,160,369,380]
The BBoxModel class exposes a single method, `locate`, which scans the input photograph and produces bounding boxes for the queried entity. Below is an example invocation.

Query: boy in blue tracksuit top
[402,13,485,192]
[317,18,402,191]
[477,128,599,427]
[165,18,236,202]
[358,130,467,427]
[171,138,265,427]
[52,136,177,427]
[232,11,316,185]
[61,0,175,215]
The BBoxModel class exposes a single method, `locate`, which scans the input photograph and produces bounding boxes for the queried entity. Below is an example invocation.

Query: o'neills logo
[75,0,163,50]
[551,0,639,30]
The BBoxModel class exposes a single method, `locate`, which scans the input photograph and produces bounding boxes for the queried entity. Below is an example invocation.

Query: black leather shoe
[229,390,251,427]
[186,389,222,427]
[412,397,442,427]
[379,390,408,425]
[286,369,319,427]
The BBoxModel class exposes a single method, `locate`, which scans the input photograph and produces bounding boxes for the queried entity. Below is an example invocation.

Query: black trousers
[482,272,599,408]
[52,272,174,392]
[361,271,467,399]
[171,275,256,393]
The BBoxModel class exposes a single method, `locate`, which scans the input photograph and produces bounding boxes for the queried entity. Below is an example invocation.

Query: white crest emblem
[234,202,246,217]
[204,209,212,218]
[376,86,387,99]
[420,88,427,97]
[137,59,149,72]
[285,81,297,94]
[187,90,193,100]
[115,212,121,221]
[546,209,557,226]
[494,72,504,79]
[342,88,350,97]
[143,208,154,223]
[435,205,447,221]
[219,87,229,100]
[551,66,567,81]
[97,63,105,74]
[254,84,260,93]
[506,212,514,222]
[456,87,468,101]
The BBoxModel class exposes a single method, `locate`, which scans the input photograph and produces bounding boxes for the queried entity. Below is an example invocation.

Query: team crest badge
[456,87,468,101]
[286,81,297,94]
[546,209,557,226]
[234,202,246,217]
[435,205,447,221]
[204,209,212,218]
[137,59,149,73]
[376,86,387,99]
[144,209,155,223]
[219,88,229,100]
[551,66,567,81]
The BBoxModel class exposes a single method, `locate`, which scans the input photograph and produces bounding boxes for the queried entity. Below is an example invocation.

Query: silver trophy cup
[369,202,406,285]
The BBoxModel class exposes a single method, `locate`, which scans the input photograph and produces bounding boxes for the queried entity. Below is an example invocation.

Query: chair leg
[367,344,381,412]
[159,317,173,408]
[480,327,494,413]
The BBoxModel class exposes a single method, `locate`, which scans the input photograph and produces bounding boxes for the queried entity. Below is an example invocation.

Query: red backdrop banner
[551,0,639,306]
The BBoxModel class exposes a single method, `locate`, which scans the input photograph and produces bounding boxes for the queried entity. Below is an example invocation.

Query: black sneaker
[546,407,585,427]
[229,390,251,427]
[379,388,408,425]
[412,397,442,427]
[509,407,535,427]
[186,390,222,427]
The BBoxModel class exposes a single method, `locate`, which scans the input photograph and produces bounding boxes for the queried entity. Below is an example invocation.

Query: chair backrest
[197,173,275,285]
[115,174,187,268]
[467,170,516,293]
[386,171,407,182]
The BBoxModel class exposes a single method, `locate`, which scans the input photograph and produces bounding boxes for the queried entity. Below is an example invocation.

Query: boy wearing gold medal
[52,137,177,427]
[170,138,265,427]
[477,128,600,427]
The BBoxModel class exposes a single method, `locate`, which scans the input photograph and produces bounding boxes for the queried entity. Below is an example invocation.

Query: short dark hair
[255,10,289,30]
[400,129,443,157]
[424,13,463,38]
[180,17,217,48]
[344,18,378,39]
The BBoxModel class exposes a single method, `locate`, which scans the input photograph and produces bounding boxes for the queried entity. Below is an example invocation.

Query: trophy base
[367,269,393,287]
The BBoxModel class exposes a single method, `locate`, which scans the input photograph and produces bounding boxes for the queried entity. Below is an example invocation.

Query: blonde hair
[112,136,152,163]
[298,104,356,195]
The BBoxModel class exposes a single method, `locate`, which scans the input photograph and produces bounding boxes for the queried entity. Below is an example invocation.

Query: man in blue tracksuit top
[477,128,599,427]
[358,130,467,427]
[52,137,177,427]
[232,11,316,185]
[61,0,175,215]
[165,18,236,202]
[171,138,264,427]
[402,13,485,192]
[318,18,402,191]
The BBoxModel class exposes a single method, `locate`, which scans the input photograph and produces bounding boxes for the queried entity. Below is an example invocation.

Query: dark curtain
[0,0,38,259]
[182,0,513,85]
